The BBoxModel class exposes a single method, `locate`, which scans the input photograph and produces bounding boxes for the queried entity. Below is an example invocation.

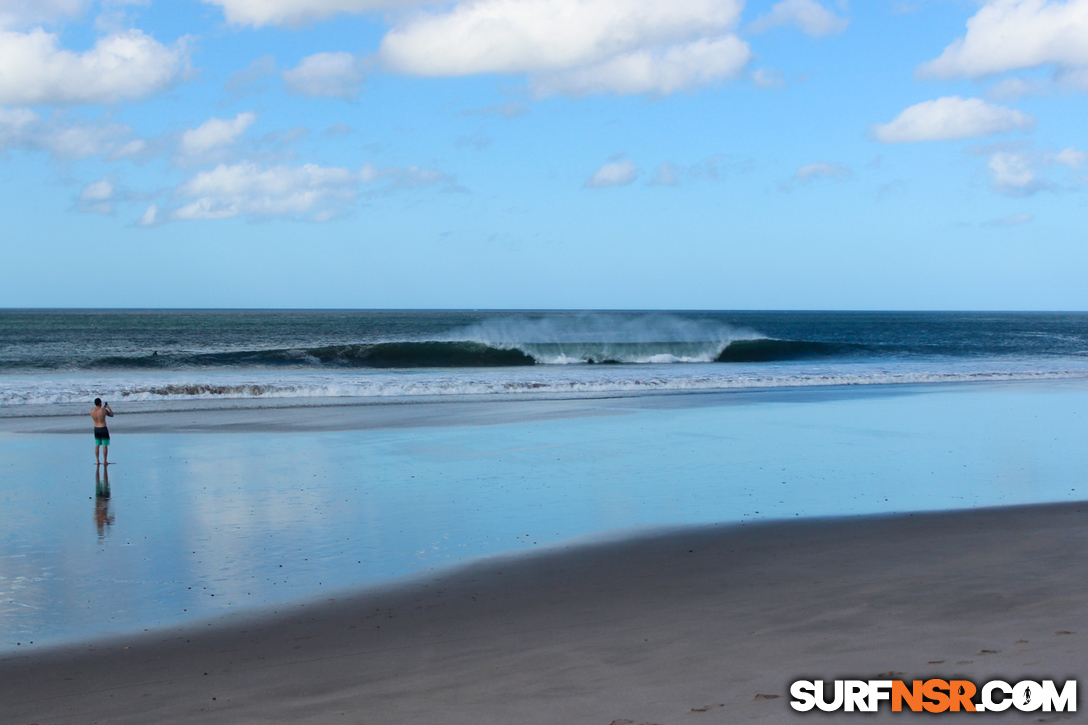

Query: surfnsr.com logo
[790,679,1076,713]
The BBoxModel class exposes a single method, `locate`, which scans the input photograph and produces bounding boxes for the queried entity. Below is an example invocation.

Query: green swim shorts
[96,437,110,446]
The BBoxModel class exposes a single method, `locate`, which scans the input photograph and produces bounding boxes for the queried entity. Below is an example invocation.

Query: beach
[5,0,1088,710]
[1,501,1085,724]
[1,379,1087,722]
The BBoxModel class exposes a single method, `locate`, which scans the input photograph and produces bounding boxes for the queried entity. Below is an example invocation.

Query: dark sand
[2,501,1085,724]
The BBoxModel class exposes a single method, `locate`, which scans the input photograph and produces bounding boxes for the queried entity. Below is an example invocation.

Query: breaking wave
[713,339,868,362]
[78,337,879,370]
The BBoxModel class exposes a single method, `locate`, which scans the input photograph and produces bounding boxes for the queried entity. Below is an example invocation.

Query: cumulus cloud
[179,112,256,161]
[794,161,850,182]
[0,107,147,160]
[51,122,146,159]
[379,0,750,96]
[748,0,849,36]
[0,28,188,105]
[920,0,1088,79]
[871,96,1034,143]
[203,0,417,27]
[585,159,637,188]
[174,162,357,220]
[532,36,750,96]
[168,160,457,222]
[283,52,366,98]
[0,0,87,29]
[988,151,1045,194]
[983,144,1086,195]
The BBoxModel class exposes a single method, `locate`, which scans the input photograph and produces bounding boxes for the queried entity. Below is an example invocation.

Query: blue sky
[1,0,1086,310]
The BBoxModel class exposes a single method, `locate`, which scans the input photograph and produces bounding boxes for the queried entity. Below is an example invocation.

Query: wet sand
[2,501,1086,724]
[0,385,913,435]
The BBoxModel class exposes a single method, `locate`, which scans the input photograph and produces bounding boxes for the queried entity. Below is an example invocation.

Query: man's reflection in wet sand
[94,464,114,539]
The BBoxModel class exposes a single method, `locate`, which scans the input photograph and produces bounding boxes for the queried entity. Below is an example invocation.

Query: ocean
[4,309,1088,409]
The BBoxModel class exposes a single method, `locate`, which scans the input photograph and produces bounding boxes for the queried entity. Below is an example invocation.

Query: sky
[1,0,1086,310]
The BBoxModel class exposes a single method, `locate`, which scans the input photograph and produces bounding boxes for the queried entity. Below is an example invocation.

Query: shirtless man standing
[91,398,114,465]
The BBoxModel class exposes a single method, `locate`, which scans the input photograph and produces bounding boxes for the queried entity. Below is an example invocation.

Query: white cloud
[983,144,1086,195]
[169,160,457,221]
[137,203,160,227]
[986,76,1048,100]
[173,198,238,220]
[752,66,785,88]
[379,0,749,96]
[651,162,681,186]
[0,28,188,105]
[0,0,87,29]
[1052,146,1088,167]
[0,108,147,160]
[0,106,37,146]
[585,159,637,188]
[76,177,115,214]
[48,122,139,158]
[179,112,256,160]
[794,161,850,181]
[871,96,1034,143]
[920,0,1088,79]
[283,52,365,98]
[80,178,114,201]
[532,36,749,96]
[112,138,146,158]
[175,162,357,220]
[749,0,849,36]
[203,0,419,27]
[988,150,1044,194]
[358,163,458,190]
[94,0,159,35]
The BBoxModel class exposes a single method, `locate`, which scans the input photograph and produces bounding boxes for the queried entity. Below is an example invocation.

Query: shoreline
[5,365,1088,426]
[2,377,1081,434]
[3,501,1086,723]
